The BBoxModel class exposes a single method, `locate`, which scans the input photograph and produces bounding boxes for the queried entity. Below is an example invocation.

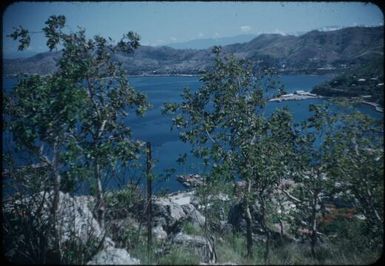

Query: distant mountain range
[163,34,257,49]
[4,26,383,76]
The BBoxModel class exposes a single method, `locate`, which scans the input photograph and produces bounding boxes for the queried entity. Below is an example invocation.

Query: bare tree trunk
[278,218,284,242]
[52,146,61,222]
[51,141,62,262]
[244,179,253,258]
[310,191,318,257]
[245,203,253,258]
[260,196,269,264]
[278,199,284,243]
[146,142,153,262]
[95,161,105,230]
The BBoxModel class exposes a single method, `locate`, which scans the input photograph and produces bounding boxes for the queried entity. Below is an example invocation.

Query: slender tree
[4,67,87,260]
[164,47,296,261]
[285,103,383,256]
[324,109,384,249]
[284,104,337,257]
[6,15,149,231]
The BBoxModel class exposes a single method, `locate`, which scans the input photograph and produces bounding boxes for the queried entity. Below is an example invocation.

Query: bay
[3,74,383,194]
[124,75,382,192]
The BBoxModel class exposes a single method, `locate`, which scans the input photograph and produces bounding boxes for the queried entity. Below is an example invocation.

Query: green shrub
[105,185,144,220]
[182,222,203,235]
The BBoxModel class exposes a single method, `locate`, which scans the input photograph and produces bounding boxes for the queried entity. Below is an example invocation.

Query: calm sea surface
[3,75,383,193]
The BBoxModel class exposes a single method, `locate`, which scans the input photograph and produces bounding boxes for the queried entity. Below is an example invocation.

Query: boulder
[177,174,204,188]
[152,191,205,233]
[181,203,206,226]
[4,191,123,263]
[173,232,216,264]
[152,225,168,241]
[5,191,104,247]
[87,247,140,265]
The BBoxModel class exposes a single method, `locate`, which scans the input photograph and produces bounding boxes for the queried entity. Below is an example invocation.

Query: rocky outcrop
[5,191,104,247]
[172,232,216,264]
[177,174,204,188]
[4,191,140,264]
[152,224,168,241]
[152,191,205,234]
[87,247,140,265]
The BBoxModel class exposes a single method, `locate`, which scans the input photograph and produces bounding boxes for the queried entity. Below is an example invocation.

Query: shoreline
[361,101,384,113]
[269,91,324,102]
[4,74,383,113]
[269,92,383,113]
[127,73,201,78]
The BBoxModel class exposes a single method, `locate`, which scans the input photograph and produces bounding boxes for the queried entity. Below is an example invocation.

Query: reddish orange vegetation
[320,207,356,225]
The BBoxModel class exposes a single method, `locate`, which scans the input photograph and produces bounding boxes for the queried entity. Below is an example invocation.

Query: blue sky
[3,1,383,58]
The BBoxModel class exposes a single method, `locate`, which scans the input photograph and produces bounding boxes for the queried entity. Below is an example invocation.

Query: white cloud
[213,32,220,38]
[273,28,287,36]
[318,25,342,32]
[170,36,177,42]
[153,39,165,46]
[198,32,204,38]
[240,25,252,33]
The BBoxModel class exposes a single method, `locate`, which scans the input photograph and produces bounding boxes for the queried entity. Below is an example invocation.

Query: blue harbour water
[3,75,383,194]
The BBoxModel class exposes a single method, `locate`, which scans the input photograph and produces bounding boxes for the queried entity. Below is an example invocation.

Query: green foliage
[158,247,200,265]
[215,232,246,263]
[4,15,150,263]
[59,229,102,265]
[286,102,383,256]
[104,185,144,219]
[182,221,203,235]
[7,26,30,50]
[215,229,381,265]
[6,15,149,226]
[323,110,384,248]
[109,220,143,251]
[164,49,298,259]
[43,15,66,50]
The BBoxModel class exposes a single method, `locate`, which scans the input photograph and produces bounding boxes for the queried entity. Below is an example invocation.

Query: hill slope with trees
[312,57,384,107]
[4,26,383,76]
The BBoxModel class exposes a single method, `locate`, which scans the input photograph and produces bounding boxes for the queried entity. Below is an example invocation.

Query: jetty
[269,90,324,102]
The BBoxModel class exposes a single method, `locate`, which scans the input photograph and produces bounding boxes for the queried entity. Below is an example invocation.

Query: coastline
[269,91,324,102]
[127,73,201,78]
[4,74,383,113]
[269,91,383,113]
[361,101,384,113]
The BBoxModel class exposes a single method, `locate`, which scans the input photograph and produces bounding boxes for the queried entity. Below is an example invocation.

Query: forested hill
[4,26,383,76]
[311,57,384,106]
